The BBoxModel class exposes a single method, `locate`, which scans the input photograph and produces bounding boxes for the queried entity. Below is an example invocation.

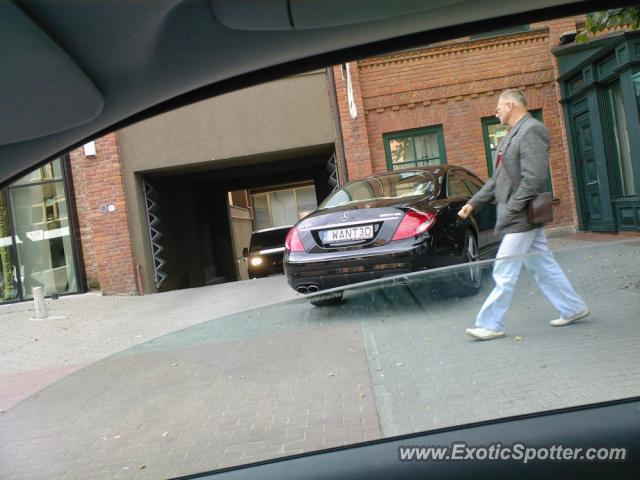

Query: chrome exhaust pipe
[307,285,320,293]
[296,286,308,294]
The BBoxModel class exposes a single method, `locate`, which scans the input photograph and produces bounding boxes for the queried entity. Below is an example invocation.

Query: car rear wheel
[309,291,344,307]
[452,230,482,296]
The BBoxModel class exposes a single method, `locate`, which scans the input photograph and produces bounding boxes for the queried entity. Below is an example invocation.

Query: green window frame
[383,126,447,171]
[481,109,553,194]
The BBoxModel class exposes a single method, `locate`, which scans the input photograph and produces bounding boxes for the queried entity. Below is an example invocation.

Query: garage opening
[140,149,337,292]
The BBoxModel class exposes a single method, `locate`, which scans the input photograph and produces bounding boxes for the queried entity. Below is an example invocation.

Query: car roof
[0,0,626,185]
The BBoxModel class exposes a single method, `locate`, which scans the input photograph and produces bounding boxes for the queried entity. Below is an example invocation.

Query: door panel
[574,111,603,229]
[458,171,498,252]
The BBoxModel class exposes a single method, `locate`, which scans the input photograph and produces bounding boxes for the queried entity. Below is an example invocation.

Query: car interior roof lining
[1,0,635,185]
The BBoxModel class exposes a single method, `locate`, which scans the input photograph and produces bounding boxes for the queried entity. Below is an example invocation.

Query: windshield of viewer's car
[2,7,640,480]
[319,171,436,209]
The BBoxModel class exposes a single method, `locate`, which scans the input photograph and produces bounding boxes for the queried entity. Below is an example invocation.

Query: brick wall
[68,133,138,295]
[333,18,589,232]
[333,63,373,180]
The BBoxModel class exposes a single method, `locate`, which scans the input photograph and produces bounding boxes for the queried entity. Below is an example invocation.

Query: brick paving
[0,277,300,412]
[358,239,640,436]
[0,235,638,479]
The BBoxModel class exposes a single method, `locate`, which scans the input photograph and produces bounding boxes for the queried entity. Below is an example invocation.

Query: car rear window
[319,171,436,209]
[250,227,290,252]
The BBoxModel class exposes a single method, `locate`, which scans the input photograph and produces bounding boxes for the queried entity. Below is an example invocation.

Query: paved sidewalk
[0,235,638,479]
[0,277,300,412]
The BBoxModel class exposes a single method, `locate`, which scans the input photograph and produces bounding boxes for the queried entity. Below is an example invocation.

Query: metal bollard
[33,287,48,320]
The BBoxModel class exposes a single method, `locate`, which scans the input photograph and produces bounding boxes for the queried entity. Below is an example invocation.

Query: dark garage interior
[140,150,337,292]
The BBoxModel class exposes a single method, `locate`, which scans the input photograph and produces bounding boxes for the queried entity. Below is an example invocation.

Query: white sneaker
[550,308,590,327]
[465,327,505,340]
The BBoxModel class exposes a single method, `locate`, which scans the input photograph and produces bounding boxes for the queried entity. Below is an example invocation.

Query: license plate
[323,225,374,243]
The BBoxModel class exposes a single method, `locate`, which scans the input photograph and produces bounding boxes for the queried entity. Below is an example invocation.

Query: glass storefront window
[11,158,63,186]
[10,181,78,298]
[0,158,80,302]
[0,191,19,302]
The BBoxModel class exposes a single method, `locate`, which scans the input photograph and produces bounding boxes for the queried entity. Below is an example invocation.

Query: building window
[481,119,510,175]
[0,158,80,303]
[469,25,530,40]
[251,184,317,231]
[383,126,447,171]
[0,191,19,302]
[481,110,553,193]
[607,82,636,197]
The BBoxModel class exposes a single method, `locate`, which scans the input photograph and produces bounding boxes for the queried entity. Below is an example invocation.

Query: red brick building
[3,17,638,301]
[332,17,586,235]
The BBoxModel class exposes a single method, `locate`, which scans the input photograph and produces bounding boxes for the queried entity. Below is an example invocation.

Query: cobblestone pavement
[358,240,640,436]
[0,277,300,412]
[0,236,639,479]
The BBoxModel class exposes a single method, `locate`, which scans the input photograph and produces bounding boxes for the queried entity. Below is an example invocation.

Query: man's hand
[458,203,474,219]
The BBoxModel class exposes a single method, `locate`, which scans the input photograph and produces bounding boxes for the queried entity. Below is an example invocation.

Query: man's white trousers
[475,227,588,332]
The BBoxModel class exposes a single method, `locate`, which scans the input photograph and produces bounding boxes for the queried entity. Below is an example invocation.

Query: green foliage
[576,6,640,43]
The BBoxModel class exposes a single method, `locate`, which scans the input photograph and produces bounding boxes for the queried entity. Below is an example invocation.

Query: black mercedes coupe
[284,166,500,302]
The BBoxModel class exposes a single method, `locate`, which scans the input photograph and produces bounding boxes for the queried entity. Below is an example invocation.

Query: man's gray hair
[500,89,527,107]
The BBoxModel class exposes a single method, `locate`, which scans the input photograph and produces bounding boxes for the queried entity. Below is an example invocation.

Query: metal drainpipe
[326,66,349,186]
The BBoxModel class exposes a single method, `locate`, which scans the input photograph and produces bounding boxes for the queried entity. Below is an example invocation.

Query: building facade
[332,18,589,235]
[554,30,640,232]
[4,18,638,301]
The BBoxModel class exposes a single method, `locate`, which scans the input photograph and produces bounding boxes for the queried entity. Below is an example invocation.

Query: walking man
[458,89,589,340]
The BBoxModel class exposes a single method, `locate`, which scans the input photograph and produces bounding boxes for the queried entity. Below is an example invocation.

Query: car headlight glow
[250,257,263,266]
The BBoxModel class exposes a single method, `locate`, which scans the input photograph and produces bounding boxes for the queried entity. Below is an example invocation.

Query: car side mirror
[242,247,249,258]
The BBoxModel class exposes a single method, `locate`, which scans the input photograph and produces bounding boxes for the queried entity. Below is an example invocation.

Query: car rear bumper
[284,241,433,291]
[248,261,284,278]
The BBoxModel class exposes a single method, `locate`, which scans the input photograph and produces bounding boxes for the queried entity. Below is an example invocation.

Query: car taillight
[392,210,436,240]
[285,227,304,252]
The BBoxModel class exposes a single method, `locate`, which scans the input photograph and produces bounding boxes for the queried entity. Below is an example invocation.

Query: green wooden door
[574,112,605,230]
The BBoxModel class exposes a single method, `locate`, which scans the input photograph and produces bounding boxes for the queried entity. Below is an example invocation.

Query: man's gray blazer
[469,113,550,237]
